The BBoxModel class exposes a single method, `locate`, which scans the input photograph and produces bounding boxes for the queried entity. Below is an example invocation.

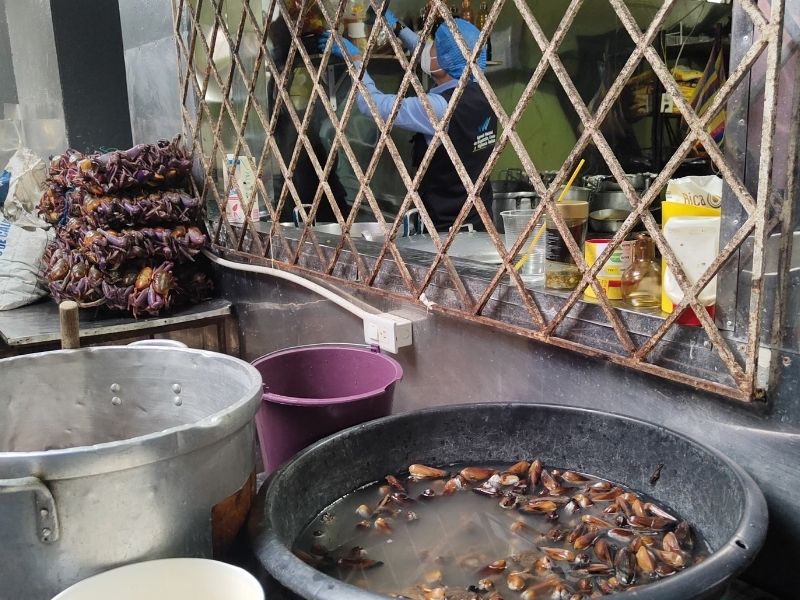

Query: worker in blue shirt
[320,13,497,232]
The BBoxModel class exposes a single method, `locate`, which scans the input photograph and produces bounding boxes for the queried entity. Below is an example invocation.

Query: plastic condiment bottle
[345,0,368,53]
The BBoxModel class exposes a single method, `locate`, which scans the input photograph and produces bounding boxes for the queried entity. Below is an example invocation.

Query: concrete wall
[0,0,16,108]
[3,0,68,159]
[0,0,18,167]
[2,0,133,158]
[118,0,183,144]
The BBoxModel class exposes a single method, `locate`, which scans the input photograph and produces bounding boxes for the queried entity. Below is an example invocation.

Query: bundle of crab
[38,138,213,317]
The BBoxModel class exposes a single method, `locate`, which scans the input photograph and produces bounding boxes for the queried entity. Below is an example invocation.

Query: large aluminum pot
[590,191,662,233]
[0,345,262,600]
[249,403,768,600]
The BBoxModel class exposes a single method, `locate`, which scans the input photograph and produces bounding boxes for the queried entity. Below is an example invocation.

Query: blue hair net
[434,18,487,79]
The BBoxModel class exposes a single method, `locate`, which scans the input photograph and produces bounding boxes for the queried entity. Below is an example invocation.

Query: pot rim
[0,346,263,480]
[254,402,769,600]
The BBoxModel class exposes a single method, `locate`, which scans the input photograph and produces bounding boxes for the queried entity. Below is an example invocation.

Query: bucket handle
[0,476,60,543]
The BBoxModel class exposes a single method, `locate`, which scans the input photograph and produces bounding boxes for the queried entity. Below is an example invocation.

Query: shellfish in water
[294,460,707,598]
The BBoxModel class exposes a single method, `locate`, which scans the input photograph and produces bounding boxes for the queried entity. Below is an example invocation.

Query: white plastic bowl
[51,558,264,600]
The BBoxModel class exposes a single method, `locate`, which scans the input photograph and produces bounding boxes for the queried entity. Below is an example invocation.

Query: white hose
[202,249,373,322]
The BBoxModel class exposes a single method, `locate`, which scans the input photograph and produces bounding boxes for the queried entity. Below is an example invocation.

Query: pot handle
[128,339,188,349]
[0,476,59,543]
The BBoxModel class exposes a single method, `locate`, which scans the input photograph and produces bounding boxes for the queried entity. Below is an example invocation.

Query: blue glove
[318,31,360,59]
[368,4,398,28]
[383,8,398,28]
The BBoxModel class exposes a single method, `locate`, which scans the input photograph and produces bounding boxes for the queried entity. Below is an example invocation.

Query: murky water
[294,461,708,599]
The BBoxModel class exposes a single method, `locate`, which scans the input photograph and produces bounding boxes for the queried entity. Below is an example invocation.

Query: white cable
[202,249,414,352]
[202,249,373,321]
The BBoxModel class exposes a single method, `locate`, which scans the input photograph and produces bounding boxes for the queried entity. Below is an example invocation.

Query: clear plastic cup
[501,209,545,283]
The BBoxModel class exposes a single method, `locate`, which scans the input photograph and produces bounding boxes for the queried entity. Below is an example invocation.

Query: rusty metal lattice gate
[171,0,794,402]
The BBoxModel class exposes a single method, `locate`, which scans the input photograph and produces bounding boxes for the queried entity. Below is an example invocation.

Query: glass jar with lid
[621,232,660,308]
[544,200,589,289]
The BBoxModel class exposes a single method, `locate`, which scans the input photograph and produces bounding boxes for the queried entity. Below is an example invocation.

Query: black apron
[412,83,497,232]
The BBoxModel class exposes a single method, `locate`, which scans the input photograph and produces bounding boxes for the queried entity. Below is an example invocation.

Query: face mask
[420,41,443,75]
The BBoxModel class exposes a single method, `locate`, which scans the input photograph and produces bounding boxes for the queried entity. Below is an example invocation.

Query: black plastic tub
[248,403,768,599]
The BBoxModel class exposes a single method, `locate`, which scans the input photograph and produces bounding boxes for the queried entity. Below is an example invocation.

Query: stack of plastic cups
[501,209,545,283]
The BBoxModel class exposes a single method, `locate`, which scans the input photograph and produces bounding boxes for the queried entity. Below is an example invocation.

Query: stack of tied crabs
[38,138,212,316]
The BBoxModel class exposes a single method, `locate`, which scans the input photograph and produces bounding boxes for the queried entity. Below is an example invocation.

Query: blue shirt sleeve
[398,27,420,52]
[356,66,447,137]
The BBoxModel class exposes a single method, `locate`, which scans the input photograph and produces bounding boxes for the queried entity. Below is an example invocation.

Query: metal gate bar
[172,0,790,402]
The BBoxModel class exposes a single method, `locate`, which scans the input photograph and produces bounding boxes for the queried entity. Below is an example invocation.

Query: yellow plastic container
[584,238,632,301]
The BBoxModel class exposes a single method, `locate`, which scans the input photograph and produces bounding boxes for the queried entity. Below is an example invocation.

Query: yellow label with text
[584,239,631,301]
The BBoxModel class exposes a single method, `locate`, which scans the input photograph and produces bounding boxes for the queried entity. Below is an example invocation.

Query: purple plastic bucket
[252,344,403,473]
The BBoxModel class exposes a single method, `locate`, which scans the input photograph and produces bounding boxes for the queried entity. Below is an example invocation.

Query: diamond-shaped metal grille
[171,0,792,402]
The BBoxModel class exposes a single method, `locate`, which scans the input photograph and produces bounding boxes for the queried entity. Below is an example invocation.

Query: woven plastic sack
[2,148,47,221]
[0,213,53,310]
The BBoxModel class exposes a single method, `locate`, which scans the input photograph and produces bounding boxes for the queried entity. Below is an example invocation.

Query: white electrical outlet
[363,312,413,353]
